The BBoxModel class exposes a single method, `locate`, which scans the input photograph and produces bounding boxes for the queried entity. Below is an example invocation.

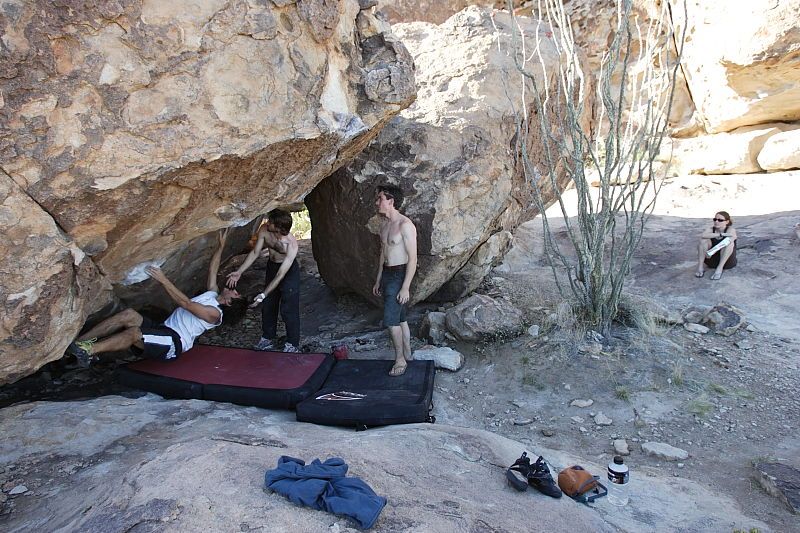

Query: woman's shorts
[704,244,737,270]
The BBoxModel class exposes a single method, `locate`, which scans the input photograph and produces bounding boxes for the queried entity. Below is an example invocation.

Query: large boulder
[307,7,591,303]
[758,128,800,171]
[660,124,792,175]
[375,0,504,24]
[521,0,699,136]
[669,0,800,133]
[0,0,414,283]
[0,0,415,383]
[0,171,112,385]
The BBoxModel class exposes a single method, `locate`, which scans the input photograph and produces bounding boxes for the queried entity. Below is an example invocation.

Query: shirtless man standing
[227,209,300,352]
[372,185,418,377]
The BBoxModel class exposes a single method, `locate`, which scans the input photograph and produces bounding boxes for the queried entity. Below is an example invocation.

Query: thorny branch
[502,0,687,333]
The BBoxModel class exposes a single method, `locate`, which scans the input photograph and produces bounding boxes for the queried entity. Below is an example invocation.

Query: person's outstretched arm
[207,228,228,293]
[227,226,268,287]
[146,266,221,324]
[251,239,299,307]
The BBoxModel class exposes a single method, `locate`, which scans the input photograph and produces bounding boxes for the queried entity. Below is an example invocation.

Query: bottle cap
[613,456,624,465]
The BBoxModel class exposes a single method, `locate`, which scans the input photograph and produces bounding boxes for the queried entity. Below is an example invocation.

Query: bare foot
[389,360,407,377]
[710,271,722,280]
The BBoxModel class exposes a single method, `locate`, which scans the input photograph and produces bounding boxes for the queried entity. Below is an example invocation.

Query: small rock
[642,441,689,461]
[683,310,705,324]
[579,426,588,433]
[684,323,709,334]
[353,339,377,352]
[570,416,585,424]
[8,485,28,496]
[702,303,746,336]
[513,418,533,426]
[510,399,526,408]
[594,413,613,426]
[414,346,464,371]
[421,312,448,346]
[612,439,630,456]
[0,493,6,504]
[541,428,555,437]
[527,324,540,337]
[578,342,603,355]
[746,324,756,332]
[563,384,571,391]
[570,399,594,408]
[734,340,752,350]
[753,462,800,514]
[445,294,524,341]
[329,522,342,533]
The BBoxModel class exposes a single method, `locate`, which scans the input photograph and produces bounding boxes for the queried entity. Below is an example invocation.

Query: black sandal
[506,452,531,491]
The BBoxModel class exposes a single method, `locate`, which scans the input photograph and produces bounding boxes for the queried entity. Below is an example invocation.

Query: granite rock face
[660,124,796,175]
[758,128,800,171]
[518,0,800,137]
[0,0,414,383]
[0,395,770,532]
[308,7,590,303]
[0,170,112,385]
[375,0,504,24]
[670,0,800,134]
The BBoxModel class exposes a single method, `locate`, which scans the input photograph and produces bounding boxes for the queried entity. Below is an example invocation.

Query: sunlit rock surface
[0,0,415,383]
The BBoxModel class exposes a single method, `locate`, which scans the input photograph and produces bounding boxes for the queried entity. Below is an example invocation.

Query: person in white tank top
[66,230,241,366]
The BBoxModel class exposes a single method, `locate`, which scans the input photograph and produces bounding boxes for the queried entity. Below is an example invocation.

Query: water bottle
[607,456,630,506]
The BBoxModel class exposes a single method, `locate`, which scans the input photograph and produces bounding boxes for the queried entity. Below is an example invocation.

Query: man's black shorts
[135,316,183,361]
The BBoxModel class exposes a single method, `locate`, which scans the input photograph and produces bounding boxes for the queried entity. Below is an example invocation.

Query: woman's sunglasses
[713,217,727,222]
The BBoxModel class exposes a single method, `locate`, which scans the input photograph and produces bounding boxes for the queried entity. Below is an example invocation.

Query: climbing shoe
[528,455,563,498]
[66,339,96,368]
[506,452,532,491]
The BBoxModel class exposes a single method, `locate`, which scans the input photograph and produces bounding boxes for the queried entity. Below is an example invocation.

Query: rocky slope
[0,394,768,532]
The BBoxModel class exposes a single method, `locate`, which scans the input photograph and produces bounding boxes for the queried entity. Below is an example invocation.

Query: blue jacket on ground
[264,455,387,529]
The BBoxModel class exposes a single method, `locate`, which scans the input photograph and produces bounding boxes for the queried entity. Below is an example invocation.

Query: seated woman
[696,211,737,280]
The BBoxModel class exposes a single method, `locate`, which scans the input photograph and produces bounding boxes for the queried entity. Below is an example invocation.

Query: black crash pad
[295,359,435,428]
